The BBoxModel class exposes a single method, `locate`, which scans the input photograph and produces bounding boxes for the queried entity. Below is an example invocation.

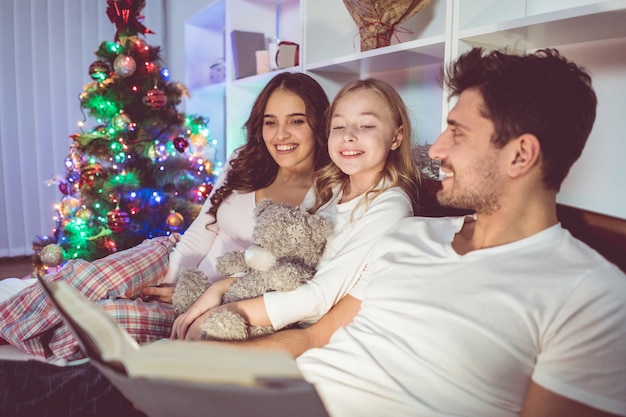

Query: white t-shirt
[297,216,626,417]
[264,186,413,329]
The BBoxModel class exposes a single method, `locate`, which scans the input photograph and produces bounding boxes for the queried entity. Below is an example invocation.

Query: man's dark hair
[445,48,597,190]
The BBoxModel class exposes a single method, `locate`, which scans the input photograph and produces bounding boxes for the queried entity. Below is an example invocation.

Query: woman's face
[328,89,401,187]
[262,89,317,171]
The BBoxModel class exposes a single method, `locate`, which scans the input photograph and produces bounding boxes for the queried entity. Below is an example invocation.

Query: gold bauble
[166,211,184,231]
[40,244,64,267]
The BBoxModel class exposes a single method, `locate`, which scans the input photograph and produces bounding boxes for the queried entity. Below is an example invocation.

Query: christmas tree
[32,0,220,277]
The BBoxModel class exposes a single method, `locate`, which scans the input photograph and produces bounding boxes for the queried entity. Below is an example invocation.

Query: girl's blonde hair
[308,78,421,216]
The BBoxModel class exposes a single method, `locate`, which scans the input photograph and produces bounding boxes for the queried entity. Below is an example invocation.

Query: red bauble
[131,38,151,59]
[58,181,71,195]
[173,137,189,153]
[80,163,103,188]
[144,88,167,109]
[88,60,110,81]
[107,209,130,233]
[197,183,213,199]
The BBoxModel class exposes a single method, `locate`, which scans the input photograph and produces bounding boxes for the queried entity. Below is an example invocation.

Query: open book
[38,277,329,417]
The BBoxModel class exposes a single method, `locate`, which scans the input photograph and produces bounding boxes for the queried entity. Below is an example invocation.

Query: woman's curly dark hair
[206,72,330,223]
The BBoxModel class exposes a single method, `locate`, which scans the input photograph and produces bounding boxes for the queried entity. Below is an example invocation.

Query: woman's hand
[136,285,175,303]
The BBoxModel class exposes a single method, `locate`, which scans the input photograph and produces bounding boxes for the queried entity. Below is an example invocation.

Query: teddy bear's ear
[254,198,274,216]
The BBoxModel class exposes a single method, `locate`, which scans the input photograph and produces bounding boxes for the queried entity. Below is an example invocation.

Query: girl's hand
[169,277,235,339]
[171,305,207,340]
[182,309,216,341]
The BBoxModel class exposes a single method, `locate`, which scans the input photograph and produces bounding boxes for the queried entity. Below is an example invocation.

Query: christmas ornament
[131,37,150,59]
[144,88,167,109]
[112,112,132,131]
[58,181,71,196]
[166,211,184,231]
[80,163,103,188]
[173,137,189,153]
[113,54,136,77]
[197,183,213,199]
[190,133,208,147]
[60,197,81,217]
[76,207,94,220]
[88,60,111,81]
[142,61,158,74]
[106,0,155,41]
[107,208,130,232]
[40,244,65,267]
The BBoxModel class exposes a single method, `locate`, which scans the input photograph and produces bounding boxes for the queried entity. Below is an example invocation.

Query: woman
[0,72,330,362]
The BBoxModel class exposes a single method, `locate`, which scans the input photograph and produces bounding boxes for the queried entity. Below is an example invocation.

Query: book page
[124,340,302,385]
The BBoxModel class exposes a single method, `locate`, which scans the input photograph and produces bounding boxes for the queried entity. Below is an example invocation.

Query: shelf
[458,0,626,50]
[305,37,445,75]
[183,0,626,218]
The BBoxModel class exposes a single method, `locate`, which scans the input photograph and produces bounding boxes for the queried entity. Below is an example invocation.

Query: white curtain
[0,0,165,257]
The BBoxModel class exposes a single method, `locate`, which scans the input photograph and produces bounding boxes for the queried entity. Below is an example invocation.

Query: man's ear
[508,133,541,178]
[391,126,404,150]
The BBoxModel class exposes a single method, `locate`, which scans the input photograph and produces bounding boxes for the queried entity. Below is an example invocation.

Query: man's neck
[452,199,558,255]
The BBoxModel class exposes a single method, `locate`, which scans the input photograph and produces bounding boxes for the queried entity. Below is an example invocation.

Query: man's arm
[521,381,622,417]
[204,294,362,358]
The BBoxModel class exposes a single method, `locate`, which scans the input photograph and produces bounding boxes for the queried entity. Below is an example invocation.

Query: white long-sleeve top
[163,155,257,285]
[263,186,413,329]
[164,152,315,285]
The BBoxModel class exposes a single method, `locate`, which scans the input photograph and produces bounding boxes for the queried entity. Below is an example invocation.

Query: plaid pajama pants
[0,236,178,361]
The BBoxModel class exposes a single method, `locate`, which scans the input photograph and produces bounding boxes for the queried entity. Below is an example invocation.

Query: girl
[172,78,422,340]
[0,72,330,361]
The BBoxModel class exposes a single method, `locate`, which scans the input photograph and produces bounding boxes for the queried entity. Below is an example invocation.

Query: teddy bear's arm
[215,251,247,277]
[265,263,317,292]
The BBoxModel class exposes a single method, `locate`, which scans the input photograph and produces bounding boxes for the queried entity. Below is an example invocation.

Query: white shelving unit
[184,0,626,219]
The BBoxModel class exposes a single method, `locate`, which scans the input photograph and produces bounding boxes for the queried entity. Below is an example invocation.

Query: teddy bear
[172,198,333,341]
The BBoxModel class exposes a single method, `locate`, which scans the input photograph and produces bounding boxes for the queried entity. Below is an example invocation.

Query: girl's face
[328,89,402,187]
[262,89,317,171]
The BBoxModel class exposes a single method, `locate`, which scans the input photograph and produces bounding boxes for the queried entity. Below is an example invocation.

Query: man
[1,48,625,417]
[235,47,626,416]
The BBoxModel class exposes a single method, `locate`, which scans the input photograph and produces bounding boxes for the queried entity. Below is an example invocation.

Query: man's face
[428,88,505,215]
